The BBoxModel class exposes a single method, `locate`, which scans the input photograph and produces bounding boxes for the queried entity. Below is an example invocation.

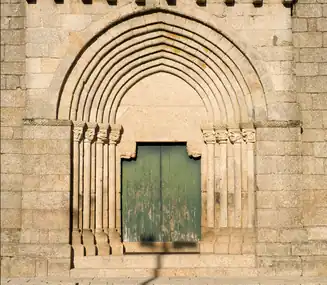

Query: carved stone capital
[73,121,85,142]
[109,124,122,145]
[215,129,228,144]
[97,124,109,144]
[201,124,216,144]
[242,129,256,143]
[84,123,98,143]
[228,129,242,144]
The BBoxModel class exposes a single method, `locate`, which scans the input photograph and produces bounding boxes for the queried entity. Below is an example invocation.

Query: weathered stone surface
[1,0,327,280]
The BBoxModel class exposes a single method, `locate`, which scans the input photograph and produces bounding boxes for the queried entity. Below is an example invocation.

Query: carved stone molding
[216,129,228,144]
[228,129,243,144]
[85,123,97,143]
[242,129,256,143]
[201,124,216,144]
[97,124,109,144]
[73,121,85,142]
[109,124,122,145]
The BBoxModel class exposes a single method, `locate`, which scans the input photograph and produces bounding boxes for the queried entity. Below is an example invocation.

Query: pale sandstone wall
[0,0,326,280]
[293,1,327,276]
[0,0,27,277]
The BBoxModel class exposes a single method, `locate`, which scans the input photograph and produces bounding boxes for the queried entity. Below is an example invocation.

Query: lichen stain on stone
[198,60,206,69]
[172,47,180,54]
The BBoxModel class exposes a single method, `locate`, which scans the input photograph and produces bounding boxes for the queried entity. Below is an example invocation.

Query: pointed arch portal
[58,8,270,256]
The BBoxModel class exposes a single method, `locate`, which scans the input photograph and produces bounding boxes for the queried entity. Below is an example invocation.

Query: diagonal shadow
[139,235,197,285]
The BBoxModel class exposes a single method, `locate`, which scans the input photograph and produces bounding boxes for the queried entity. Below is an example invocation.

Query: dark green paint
[121,143,201,242]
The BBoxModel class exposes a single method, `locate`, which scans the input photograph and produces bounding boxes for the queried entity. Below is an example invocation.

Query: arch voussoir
[56,9,269,125]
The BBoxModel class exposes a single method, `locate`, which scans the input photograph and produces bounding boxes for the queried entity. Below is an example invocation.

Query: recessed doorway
[121,143,201,244]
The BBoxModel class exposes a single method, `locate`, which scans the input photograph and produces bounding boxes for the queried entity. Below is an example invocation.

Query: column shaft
[201,125,216,230]
[73,140,80,231]
[108,142,116,230]
[83,141,92,230]
[242,128,256,228]
[216,129,228,228]
[207,143,215,228]
[229,129,243,228]
[96,142,103,232]
[103,144,109,233]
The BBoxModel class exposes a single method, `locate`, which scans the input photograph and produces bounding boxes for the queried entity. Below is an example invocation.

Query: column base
[82,229,96,256]
[72,230,85,256]
[72,244,85,256]
[95,230,110,256]
[109,230,124,256]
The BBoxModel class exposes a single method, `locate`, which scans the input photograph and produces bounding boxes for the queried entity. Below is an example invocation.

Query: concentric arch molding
[52,6,274,125]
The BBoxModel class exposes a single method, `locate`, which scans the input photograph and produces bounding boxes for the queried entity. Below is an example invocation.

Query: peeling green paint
[122,143,201,242]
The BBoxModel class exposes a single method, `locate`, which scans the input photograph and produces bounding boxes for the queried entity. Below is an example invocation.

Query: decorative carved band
[216,129,228,144]
[73,121,85,142]
[228,129,243,144]
[97,124,110,144]
[242,129,256,143]
[201,124,216,144]
[85,123,98,143]
[109,124,122,145]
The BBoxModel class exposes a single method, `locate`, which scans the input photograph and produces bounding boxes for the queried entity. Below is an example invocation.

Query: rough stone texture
[0,0,326,281]
[0,0,26,279]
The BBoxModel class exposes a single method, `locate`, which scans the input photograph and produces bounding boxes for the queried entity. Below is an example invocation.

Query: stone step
[73,254,255,269]
[2,277,327,285]
[70,267,258,278]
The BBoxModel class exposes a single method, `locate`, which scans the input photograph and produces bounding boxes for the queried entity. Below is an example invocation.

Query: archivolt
[56,9,268,125]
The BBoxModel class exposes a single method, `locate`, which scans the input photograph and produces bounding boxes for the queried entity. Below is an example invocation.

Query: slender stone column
[201,125,216,230]
[216,128,228,228]
[79,136,84,233]
[108,124,123,255]
[229,128,243,228]
[103,142,109,234]
[95,124,110,255]
[91,142,96,232]
[242,128,256,228]
[72,122,85,256]
[83,122,97,256]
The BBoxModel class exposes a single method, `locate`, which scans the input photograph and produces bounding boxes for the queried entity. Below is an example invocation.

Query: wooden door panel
[122,145,161,242]
[161,144,201,242]
[122,143,201,243]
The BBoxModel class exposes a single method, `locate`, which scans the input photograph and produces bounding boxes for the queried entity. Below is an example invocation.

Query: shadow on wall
[139,235,197,285]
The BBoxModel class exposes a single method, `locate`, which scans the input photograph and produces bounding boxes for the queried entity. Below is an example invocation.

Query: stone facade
[1,0,327,283]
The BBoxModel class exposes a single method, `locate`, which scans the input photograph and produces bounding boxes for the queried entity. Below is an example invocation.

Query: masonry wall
[293,1,327,275]
[0,0,27,277]
[0,0,327,280]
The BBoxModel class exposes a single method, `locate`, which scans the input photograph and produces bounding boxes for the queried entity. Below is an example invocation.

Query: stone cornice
[23,118,72,126]
[254,120,302,128]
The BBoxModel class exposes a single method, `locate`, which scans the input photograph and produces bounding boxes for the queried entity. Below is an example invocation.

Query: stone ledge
[254,120,302,128]
[1,276,327,285]
[23,118,72,126]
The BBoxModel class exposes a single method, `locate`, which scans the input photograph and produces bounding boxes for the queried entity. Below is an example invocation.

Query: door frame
[117,140,206,253]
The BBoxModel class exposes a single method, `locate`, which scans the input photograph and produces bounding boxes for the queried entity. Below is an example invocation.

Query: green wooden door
[122,143,201,242]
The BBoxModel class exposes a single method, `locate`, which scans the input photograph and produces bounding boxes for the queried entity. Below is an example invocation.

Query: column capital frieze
[97,123,110,144]
[201,124,216,144]
[109,124,122,145]
[228,129,243,144]
[85,122,98,143]
[215,129,229,144]
[242,129,256,143]
[73,121,86,142]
